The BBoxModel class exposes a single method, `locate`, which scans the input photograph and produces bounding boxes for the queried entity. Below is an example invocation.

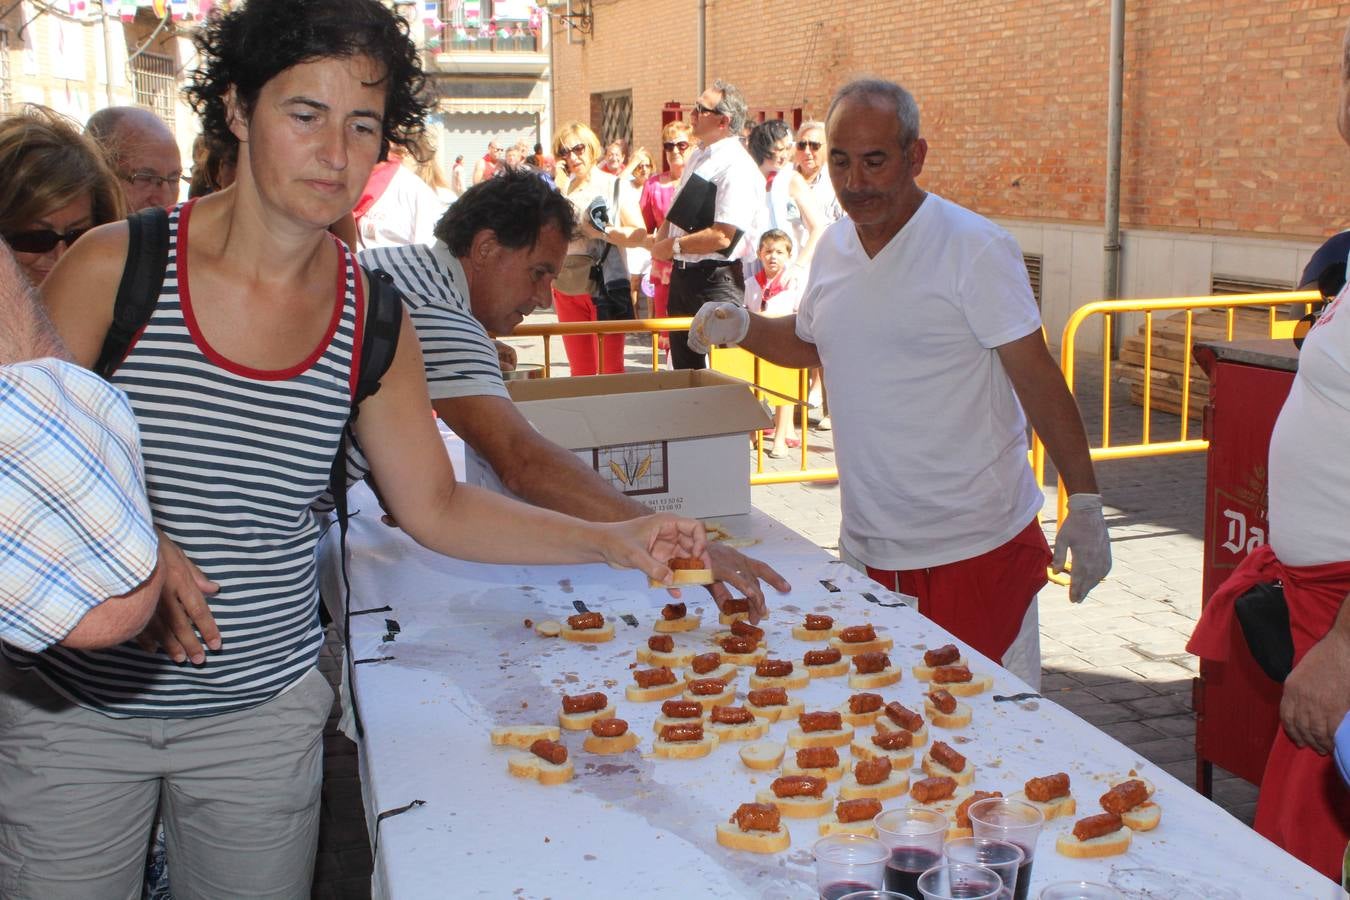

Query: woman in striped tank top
[4,1,709,896]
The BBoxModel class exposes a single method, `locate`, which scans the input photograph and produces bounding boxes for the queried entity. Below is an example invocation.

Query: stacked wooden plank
[1112,308,1275,419]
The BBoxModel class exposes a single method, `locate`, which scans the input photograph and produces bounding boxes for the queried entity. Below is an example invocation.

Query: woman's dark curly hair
[186,0,428,155]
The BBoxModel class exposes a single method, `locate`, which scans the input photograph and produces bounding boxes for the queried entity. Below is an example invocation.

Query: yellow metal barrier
[509,317,840,486]
[1046,289,1319,526]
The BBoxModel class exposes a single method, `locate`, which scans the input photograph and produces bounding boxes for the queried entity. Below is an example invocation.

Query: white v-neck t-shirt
[796,193,1044,570]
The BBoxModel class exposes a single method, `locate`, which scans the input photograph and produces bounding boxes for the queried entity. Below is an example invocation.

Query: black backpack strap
[94,207,170,379]
[327,264,405,737]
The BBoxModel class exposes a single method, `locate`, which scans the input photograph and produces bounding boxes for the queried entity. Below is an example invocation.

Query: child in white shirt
[743,229,804,457]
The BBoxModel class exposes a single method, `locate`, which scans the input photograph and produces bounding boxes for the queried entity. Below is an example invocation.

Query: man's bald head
[86,107,182,210]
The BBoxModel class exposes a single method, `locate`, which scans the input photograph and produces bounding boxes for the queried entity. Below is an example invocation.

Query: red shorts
[865,517,1051,662]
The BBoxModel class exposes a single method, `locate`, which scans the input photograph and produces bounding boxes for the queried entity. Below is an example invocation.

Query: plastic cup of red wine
[836,892,918,900]
[967,798,1044,900]
[872,807,948,899]
[1037,882,1122,900]
[943,837,1024,900]
[813,833,889,900]
[915,862,1003,900]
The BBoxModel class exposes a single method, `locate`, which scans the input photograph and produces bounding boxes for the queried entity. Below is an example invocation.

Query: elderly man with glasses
[794,120,841,224]
[650,79,762,370]
[85,107,183,211]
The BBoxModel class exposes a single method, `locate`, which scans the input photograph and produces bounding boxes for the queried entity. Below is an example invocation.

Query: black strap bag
[1233,581,1295,682]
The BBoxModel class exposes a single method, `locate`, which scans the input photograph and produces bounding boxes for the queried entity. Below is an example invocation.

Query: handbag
[555,253,595,295]
[1233,581,1295,682]
[590,243,634,321]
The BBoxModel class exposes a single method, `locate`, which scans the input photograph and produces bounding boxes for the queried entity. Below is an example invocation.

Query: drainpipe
[697,0,706,93]
[99,0,115,106]
[1102,0,1125,354]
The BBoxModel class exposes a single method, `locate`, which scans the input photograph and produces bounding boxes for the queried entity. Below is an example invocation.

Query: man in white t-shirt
[356,170,788,617]
[650,79,763,370]
[687,79,1111,684]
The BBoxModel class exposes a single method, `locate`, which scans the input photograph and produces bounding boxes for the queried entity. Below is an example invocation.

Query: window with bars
[0,26,12,115]
[130,51,176,134]
[591,90,632,155]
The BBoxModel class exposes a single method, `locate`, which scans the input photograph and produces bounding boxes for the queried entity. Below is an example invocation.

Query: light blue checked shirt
[0,358,157,652]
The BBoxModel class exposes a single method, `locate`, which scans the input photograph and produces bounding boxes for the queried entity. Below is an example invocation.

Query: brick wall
[550,0,1350,241]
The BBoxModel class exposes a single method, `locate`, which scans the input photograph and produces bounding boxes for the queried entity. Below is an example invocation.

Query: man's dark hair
[747,119,791,166]
[185,0,428,155]
[435,168,577,257]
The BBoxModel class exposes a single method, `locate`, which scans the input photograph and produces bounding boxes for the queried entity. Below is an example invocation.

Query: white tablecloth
[319,481,1342,900]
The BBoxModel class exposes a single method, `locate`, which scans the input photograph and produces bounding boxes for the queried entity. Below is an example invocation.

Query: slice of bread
[490,724,562,748]
[533,620,562,638]
[803,659,850,679]
[652,732,719,759]
[754,789,833,819]
[937,674,993,697]
[721,649,768,667]
[921,752,975,786]
[738,741,785,771]
[848,740,915,769]
[583,731,641,755]
[749,671,810,691]
[558,703,617,731]
[625,678,687,703]
[829,636,894,657]
[715,820,790,853]
[708,719,769,742]
[911,656,968,681]
[787,724,855,749]
[650,568,714,588]
[791,624,838,641]
[507,752,574,785]
[747,698,805,722]
[652,615,700,634]
[1055,825,1132,858]
[684,684,737,711]
[636,646,697,668]
[1009,790,1077,821]
[922,699,973,729]
[848,665,902,690]
[652,714,705,734]
[1121,800,1161,832]
[681,662,739,684]
[817,814,877,837]
[718,611,750,626]
[560,620,616,643]
[836,702,882,729]
[837,769,910,801]
[781,758,850,782]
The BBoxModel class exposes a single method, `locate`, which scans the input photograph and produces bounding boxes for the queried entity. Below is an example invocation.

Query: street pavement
[311,319,1258,899]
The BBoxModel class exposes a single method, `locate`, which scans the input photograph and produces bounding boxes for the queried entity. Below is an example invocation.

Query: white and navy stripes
[10,200,363,717]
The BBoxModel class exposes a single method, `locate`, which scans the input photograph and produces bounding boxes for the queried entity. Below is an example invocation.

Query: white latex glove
[687,302,750,355]
[1051,493,1111,603]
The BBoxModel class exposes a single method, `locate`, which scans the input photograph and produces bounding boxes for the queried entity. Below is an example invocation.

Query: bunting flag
[170,0,188,20]
[121,0,137,21]
[423,0,442,33]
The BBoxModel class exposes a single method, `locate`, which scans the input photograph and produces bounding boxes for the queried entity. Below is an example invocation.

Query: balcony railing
[437,1,541,53]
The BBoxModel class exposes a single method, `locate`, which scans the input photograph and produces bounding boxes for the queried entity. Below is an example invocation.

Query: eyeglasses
[663,141,690,153]
[693,103,721,117]
[4,226,92,254]
[796,140,823,151]
[122,170,183,189]
[557,143,587,159]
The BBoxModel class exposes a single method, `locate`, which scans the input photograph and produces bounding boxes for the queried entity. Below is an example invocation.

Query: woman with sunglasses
[0,104,124,286]
[9,1,705,894]
[639,120,697,337]
[793,119,842,223]
[551,121,647,376]
[622,147,656,314]
[746,118,825,273]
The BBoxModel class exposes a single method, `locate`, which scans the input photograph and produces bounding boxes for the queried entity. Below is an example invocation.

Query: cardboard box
[498,370,771,518]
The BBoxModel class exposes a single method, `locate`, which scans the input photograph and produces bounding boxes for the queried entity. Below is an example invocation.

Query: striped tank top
[9,200,364,717]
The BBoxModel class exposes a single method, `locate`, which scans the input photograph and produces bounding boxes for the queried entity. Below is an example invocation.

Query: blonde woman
[0,105,124,285]
[550,121,647,375]
[639,120,695,335]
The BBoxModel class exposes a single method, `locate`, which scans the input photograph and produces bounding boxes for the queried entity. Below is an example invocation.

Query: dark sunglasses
[693,103,721,117]
[663,140,690,152]
[557,142,587,158]
[796,140,823,151]
[4,226,91,254]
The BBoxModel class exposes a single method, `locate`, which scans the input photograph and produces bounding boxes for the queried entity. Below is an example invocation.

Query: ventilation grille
[1023,253,1043,309]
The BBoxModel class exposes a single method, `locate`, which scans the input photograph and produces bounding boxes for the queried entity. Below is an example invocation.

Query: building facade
[547,0,1350,341]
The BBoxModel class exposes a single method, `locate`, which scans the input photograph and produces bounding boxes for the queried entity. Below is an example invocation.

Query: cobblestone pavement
[312,321,1257,898]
